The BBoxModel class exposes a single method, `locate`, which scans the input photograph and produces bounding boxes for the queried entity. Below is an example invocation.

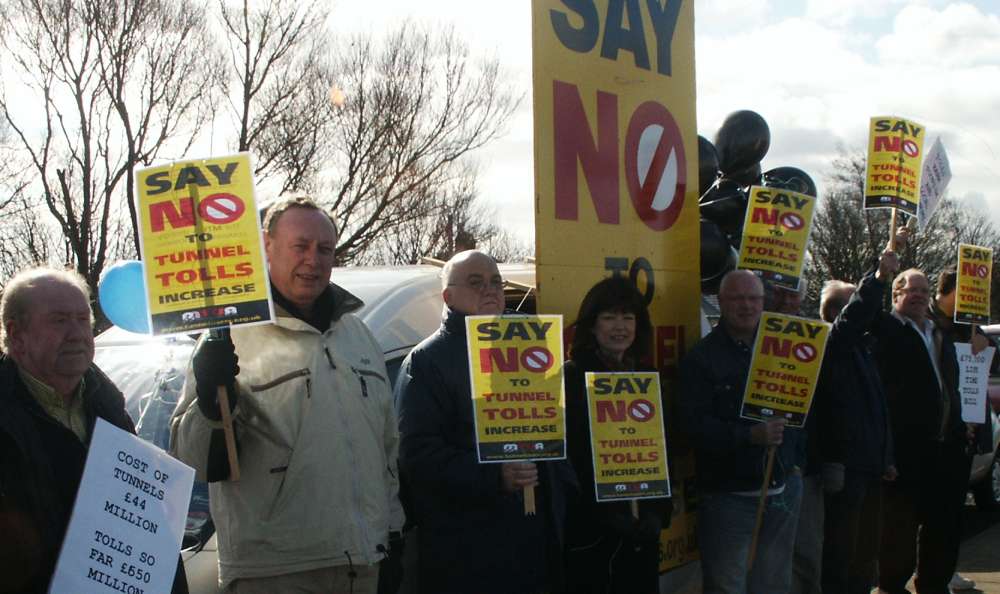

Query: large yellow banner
[956,244,993,325]
[533,1,700,572]
[741,313,830,428]
[738,187,816,291]
[586,372,670,501]
[466,315,566,462]
[864,116,926,215]
[135,153,273,335]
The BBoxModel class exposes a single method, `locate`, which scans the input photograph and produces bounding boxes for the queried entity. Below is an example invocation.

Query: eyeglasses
[448,277,507,293]
[720,294,764,303]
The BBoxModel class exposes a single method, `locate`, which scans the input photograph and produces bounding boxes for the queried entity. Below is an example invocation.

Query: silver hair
[719,269,763,297]
[819,280,856,323]
[1,267,92,351]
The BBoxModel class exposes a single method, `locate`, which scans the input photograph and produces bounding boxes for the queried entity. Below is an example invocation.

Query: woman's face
[592,309,636,361]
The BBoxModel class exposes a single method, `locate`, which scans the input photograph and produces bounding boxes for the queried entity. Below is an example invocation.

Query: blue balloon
[99,260,150,333]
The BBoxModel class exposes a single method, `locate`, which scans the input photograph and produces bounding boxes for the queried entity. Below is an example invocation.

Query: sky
[330,0,1000,247]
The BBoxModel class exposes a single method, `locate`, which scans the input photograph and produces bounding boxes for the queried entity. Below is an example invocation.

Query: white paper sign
[957,343,995,424]
[49,418,195,594]
[917,137,951,230]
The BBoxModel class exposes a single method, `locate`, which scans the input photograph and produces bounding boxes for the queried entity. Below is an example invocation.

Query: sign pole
[524,485,536,515]
[747,444,777,569]
[889,208,898,250]
[211,327,241,481]
[630,499,640,519]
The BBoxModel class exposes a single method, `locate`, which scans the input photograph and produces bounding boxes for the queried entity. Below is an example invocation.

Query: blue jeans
[698,473,803,594]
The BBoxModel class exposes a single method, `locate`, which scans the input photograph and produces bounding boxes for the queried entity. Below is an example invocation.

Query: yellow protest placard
[741,313,830,427]
[586,372,670,502]
[466,315,566,462]
[533,0,701,571]
[864,116,926,215]
[135,153,274,335]
[737,187,816,291]
[956,244,993,325]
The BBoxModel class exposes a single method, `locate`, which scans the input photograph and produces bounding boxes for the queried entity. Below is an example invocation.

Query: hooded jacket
[170,284,404,589]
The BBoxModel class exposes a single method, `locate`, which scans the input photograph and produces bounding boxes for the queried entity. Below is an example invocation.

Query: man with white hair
[0,267,187,594]
[811,250,897,594]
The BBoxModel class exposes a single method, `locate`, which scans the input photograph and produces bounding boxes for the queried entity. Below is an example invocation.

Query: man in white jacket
[170,197,404,594]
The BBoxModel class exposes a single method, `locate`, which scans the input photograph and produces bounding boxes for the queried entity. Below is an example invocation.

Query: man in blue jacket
[395,250,575,594]
[815,250,897,594]
[678,269,801,594]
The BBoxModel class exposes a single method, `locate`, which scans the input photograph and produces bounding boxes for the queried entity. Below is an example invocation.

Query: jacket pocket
[350,366,387,399]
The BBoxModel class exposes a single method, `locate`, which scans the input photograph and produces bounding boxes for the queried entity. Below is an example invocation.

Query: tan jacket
[170,300,403,588]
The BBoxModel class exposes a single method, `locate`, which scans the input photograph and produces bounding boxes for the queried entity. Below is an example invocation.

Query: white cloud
[877,3,1000,68]
[804,0,913,28]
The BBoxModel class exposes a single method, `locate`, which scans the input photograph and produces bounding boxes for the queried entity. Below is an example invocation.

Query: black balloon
[723,161,762,188]
[714,110,770,174]
[698,179,748,236]
[701,218,738,280]
[762,166,817,197]
[698,135,720,198]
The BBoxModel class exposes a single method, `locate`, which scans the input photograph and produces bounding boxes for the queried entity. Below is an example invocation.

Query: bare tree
[323,23,521,263]
[218,0,334,194]
[362,167,529,265]
[0,0,223,288]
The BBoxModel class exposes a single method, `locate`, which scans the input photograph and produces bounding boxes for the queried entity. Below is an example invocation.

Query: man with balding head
[395,250,575,594]
[0,268,187,594]
[679,269,802,594]
[869,266,973,594]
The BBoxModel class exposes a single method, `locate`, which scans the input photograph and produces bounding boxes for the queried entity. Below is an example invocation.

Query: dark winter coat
[813,273,894,477]
[396,308,577,594]
[564,348,672,594]
[0,354,188,594]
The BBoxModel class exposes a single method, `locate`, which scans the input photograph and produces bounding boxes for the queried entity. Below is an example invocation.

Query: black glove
[193,334,240,421]
[635,509,663,543]
[377,531,405,594]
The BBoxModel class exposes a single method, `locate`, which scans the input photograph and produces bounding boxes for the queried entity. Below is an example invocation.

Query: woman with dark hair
[563,276,672,594]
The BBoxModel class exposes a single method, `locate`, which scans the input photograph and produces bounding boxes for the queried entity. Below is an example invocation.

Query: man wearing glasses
[395,250,575,594]
[871,267,973,594]
[678,269,802,594]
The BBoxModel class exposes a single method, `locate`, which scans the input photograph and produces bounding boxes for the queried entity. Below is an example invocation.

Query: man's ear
[442,288,453,307]
[4,320,23,355]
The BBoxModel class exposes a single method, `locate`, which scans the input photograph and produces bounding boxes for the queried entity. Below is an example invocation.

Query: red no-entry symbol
[779,212,805,231]
[627,399,655,422]
[624,101,687,232]
[793,343,817,363]
[198,193,245,224]
[902,140,919,158]
[521,347,553,372]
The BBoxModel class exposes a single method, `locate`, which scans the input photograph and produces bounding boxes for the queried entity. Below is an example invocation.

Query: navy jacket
[0,355,187,594]
[814,273,894,476]
[678,322,798,493]
[395,309,576,594]
[870,307,966,485]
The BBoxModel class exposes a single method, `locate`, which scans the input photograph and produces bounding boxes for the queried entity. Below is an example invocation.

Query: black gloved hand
[193,334,239,421]
[635,509,663,543]
[377,531,405,594]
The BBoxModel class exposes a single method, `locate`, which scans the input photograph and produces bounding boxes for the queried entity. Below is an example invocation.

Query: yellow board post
[532,0,701,572]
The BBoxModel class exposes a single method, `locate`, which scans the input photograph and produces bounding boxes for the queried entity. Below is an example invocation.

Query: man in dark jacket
[678,269,801,594]
[395,250,575,594]
[815,250,897,594]
[0,267,187,594]
[872,267,973,594]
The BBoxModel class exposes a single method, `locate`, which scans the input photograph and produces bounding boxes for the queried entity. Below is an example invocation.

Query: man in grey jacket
[170,198,404,594]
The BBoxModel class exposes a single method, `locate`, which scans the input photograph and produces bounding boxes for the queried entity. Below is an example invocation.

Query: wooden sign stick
[889,208,898,250]
[217,386,241,482]
[747,444,777,569]
[630,499,640,519]
[524,485,536,515]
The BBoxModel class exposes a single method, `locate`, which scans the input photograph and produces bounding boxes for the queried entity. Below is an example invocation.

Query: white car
[94,263,535,594]
[969,325,1000,510]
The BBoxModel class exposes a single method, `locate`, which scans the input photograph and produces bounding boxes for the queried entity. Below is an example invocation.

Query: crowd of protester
[1,199,995,594]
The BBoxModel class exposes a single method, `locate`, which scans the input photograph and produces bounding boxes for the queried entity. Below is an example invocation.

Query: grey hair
[1,267,92,351]
[819,280,856,323]
[719,269,763,297]
[440,250,496,290]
